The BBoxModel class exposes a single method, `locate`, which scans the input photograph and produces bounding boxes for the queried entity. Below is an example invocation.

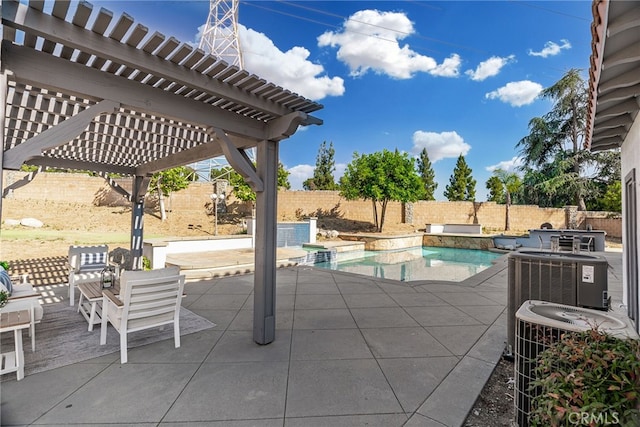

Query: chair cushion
[79,252,107,270]
[10,283,37,298]
[0,266,13,295]
[73,271,104,284]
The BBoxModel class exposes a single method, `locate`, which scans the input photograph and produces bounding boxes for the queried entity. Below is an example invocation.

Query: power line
[508,0,591,22]
[277,0,481,53]
[241,0,485,55]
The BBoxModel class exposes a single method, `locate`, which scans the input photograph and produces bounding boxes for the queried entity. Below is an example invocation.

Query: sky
[87,0,594,200]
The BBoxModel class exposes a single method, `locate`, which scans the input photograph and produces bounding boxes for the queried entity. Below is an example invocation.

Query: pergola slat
[51,0,69,19]
[109,13,135,42]
[92,8,113,36]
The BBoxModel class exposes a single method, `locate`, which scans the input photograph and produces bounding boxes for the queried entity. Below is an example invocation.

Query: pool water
[312,246,502,282]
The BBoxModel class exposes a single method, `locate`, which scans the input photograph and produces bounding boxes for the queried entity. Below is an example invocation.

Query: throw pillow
[0,266,13,295]
[79,252,107,270]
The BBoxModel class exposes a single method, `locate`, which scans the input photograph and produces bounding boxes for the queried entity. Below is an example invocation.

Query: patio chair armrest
[8,292,40,301]
[9,274,29,284]
[67,261,79,273]
[103,289,123,307]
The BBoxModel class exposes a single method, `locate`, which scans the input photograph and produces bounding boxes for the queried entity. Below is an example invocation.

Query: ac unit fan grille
[514,320,567,427]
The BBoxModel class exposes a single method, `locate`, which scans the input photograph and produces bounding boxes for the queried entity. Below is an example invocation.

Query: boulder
[20,217,44,228]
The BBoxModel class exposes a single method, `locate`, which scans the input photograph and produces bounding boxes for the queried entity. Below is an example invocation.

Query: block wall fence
[2,171,622,238]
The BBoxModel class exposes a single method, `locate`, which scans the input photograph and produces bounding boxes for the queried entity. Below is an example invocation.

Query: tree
[305,141,338,190]
[486,176,504,203]
[444,155,476,201]
[340,149,424,232]
[302,178,317,191]
[587,149,621,211]
[223,163,290,203]
[150,166,192,221]
[517,69,590,210]
[278,163,291,190]
[600,181,622,213]
[416,148,437,200]
[487,169,522,231]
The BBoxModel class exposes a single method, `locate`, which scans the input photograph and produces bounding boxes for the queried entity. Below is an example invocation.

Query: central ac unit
[514,300,637,427]
[507,250,609,354]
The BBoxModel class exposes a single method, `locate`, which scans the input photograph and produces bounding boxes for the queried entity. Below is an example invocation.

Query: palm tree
[492,169,522,231]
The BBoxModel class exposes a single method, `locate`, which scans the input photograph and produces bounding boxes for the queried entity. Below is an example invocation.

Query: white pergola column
[253,139,279,345]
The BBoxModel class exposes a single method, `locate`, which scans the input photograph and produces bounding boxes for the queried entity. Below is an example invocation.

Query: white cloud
[317,9,460,79]
[411,131,471,162]
[193,24,343,101]
[486,156,523,172]
[238,25,345,101]
[485,80,543,107]
[287,163,346,190]
[465,55,515,81]
[287,164,315,190]
[528,39,571,58]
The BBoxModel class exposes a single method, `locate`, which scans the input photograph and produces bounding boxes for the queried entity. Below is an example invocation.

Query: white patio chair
[99,267,185,364]
[68,245,109,306]
[580,236,594,252]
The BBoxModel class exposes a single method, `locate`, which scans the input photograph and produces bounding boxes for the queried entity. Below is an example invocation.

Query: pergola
[0,0,323,344]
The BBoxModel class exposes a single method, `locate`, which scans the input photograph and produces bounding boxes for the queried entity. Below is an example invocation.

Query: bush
[530,328,640,426]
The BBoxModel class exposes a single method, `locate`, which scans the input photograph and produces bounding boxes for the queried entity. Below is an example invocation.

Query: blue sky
[91,1,593,199]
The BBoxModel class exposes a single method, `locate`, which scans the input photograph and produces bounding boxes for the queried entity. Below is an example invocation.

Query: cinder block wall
[276,191,404,224]
[2,172,621,237]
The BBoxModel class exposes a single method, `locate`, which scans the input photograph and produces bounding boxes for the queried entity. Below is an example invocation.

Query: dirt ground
[0,199,420,261]
[464,357,516,426]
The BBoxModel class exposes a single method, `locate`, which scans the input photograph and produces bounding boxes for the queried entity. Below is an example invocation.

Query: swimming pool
[312,246,502,282]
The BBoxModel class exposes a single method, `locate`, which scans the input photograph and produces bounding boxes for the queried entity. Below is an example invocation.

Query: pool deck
[0,249,625,426]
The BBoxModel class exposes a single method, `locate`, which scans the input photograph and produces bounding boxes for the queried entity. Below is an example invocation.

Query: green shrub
[530,328,640,426]
[0,290,8,309]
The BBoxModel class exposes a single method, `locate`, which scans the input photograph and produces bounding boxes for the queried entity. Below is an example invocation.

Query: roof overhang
[1,0,323,176]
[586,0,640,152]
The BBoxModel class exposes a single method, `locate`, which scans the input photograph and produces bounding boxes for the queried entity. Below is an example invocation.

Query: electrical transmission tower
[195,0,250,183]
[199,0,243,69]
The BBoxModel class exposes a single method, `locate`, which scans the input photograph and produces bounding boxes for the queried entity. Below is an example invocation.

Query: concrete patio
[0,250,624,426]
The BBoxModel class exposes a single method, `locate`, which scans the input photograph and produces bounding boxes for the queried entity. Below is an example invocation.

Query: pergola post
[0,72,7,224]
[253,139,279,345]
[130,175,150,270]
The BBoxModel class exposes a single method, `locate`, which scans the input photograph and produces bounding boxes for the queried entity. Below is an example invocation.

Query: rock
[20,217,44,228]
[3,219,21,226]
[328,230,339,239]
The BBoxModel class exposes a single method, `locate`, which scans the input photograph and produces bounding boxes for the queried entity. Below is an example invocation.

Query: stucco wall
[1,171,622,237]
[621,112,640,328]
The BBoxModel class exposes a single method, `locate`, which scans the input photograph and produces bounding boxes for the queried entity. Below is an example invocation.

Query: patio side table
[0,309,31,381]
[78,281,120,331]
